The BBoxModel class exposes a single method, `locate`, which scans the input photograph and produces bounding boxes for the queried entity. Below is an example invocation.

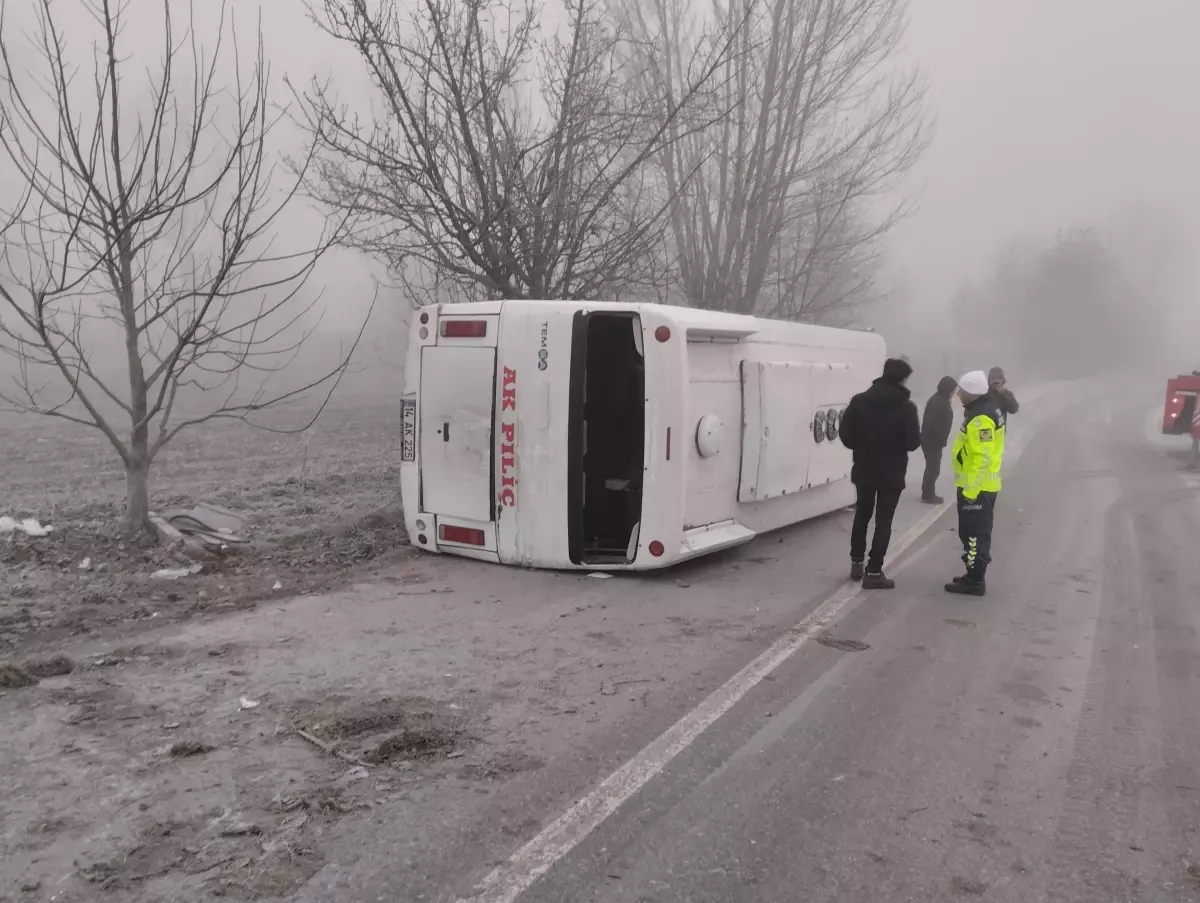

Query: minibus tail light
[439,525,486,546]
[441,320,488,338]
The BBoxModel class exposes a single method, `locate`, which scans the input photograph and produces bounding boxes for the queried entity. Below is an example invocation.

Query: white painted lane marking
[460,410,1045,903]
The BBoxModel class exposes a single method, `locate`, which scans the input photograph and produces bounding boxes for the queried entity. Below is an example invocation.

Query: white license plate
[401,398,416,462]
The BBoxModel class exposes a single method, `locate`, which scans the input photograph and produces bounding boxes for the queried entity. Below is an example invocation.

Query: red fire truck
[1163,373,1200,452]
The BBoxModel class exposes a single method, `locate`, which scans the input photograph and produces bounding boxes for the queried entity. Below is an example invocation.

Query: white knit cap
[958,370,990,396]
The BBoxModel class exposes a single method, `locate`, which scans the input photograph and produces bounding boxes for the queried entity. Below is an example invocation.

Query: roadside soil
[1,403,411,654]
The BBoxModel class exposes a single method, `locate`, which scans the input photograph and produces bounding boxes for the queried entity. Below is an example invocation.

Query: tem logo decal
[499,367,517,507]
[538,321,549,370]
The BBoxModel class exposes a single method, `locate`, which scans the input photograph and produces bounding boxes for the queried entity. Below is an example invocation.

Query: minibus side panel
[805,362,854,487]
[493,303,576,566]
[738,360,816,502]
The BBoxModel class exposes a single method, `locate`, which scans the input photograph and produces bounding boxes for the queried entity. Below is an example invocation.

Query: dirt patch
[1,654,481,903]
[951,876,988,896]
[295,696,466,765]
[0,662,36,688]
[169,739,216,758]
[1187,859,1200,886]
[815,635,871,652]
[23,652,76,677]
[75,813,323,899]
[460,750,546,781]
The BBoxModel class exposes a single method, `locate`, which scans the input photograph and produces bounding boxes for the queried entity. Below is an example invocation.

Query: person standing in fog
[989,366,1019,419]
[919,376,959,504]
[839,357,921,588]
[946,370,1006,596]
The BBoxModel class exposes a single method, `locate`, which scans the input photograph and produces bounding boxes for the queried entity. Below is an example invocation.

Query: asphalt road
[460,386,1200,903]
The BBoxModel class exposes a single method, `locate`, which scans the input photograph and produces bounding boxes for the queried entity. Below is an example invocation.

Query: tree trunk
[124,456,152,537]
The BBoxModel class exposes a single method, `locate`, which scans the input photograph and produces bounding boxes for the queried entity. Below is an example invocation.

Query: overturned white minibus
[400,300,886,569]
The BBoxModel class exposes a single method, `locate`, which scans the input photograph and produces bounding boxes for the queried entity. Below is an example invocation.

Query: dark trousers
[957,489,998,581]
[851,484,902,572]
[921,444,943,498]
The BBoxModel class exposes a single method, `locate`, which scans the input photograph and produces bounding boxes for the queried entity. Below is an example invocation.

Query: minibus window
[567,312,646,564]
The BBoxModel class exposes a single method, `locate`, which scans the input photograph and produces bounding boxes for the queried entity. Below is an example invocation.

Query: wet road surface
[463,387,1200,903]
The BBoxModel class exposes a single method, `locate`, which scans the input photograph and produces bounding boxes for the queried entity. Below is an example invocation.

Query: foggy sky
[3,0,1198,384]
[892,0,1200,304]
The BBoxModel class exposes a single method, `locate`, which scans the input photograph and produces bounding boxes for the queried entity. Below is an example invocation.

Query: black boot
[945,579,985,596]
[862,571,896,589]
[921,494,944,505]
[946,563,986,595]
[850,561,864,581]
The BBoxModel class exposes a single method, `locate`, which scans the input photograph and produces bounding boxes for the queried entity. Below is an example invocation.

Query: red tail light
[440,320,488,338]
[439,525,486,546]
[648,540,665,557]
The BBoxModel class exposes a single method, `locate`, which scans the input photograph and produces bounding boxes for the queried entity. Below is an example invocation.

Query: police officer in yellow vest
[945,370,1005,596]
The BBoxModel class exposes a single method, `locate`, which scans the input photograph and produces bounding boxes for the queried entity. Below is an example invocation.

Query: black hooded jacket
[992,387,1019,416]
[921,376,959,449]
[839,376,921,490]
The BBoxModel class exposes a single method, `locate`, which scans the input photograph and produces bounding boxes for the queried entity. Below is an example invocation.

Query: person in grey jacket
[920,376,959,504]
[988,366,1019,419]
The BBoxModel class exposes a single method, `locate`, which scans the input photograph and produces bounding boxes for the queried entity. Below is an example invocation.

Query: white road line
[460,417,1041,903]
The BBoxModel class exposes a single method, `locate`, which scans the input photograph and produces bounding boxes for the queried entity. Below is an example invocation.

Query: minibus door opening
[567,312,646,565]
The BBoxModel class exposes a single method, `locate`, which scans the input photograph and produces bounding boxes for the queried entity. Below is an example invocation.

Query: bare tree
[0,0,368,536]
[619,0,929,320]
[296,0,743,303]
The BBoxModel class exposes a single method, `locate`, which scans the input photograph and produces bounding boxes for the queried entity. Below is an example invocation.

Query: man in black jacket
[920,376,959,504]
[839,357,921,588]
[988,366,1019,418]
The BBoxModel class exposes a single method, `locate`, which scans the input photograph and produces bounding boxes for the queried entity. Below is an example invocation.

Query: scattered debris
[446,751,466,759]
[675,580,691,588]
[588,572,614,580]
[168,740,215,758]
[0,663,37,689]
[0,516,53,537]
[89,654,131,668]
[273,581,284,591]
[219,820,262,838]
[601,678,655,696]
[78,557,92,570]
[296,728,369,767]
[153,502,250,551]
[151,564,203,579]
[337,765,370,783]
[295,697,464,767]
[815,635,871,653]
[163,722,182,730]
[23,654,75,678]
[19,879,41,893]
[239,697,261,710]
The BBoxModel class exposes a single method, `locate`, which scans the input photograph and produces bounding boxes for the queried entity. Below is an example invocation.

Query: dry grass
[0,398,413,651]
